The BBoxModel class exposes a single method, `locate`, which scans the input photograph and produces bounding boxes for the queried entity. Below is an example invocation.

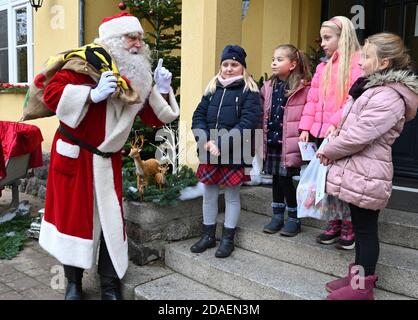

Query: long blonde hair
[204,68,259,96]
[273,44,312,96]
[365,33,413,72]
[321,16,361,109]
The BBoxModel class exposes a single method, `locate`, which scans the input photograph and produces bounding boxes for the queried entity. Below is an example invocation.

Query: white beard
[95,37,153,106]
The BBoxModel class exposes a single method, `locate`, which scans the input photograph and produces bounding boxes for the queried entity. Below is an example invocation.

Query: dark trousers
[350,204,380,276]
[64,234,118,282]
[272,175,297,208]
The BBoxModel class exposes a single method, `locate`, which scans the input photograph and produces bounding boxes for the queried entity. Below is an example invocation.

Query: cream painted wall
[84,0,120,43]
[242,0,322,80]
[179,0,242,169]
[33,0,80,74]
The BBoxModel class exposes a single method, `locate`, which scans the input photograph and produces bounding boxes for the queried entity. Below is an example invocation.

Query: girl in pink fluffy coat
[317,33,418,300]
[299,16,363,250]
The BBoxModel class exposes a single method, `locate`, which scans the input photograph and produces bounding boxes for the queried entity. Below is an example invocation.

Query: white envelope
[298,142,318,161]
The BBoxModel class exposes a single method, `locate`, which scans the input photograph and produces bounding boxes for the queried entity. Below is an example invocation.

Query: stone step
[121,262,174,300]
[135,273,237,300]
[165,241,409,300]
[217,211,418,299]
[240,186,418,250]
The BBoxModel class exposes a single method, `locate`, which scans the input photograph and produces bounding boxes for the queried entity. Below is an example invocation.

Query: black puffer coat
[192,79,262,166]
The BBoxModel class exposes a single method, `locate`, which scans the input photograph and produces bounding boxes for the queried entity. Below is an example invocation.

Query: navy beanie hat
[221,45,247,68]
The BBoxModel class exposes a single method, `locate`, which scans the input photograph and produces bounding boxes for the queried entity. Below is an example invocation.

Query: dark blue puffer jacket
[192,79,262,166]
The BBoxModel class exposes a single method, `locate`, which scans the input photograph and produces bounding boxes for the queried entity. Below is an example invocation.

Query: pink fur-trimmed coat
[261,80,310,168]
[299,51,363,138]
[323,70,418,210]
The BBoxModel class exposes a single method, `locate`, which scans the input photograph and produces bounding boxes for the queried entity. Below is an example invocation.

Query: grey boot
[191,224,217,253]
[280,207,301,237]
[263,203,285,234]
[215,226,236,258]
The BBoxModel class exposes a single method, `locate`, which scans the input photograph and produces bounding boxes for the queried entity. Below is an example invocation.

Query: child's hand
[317,150,331,166]
[204,140,221,157]
[325,125,337,138]
[299,131,310,142]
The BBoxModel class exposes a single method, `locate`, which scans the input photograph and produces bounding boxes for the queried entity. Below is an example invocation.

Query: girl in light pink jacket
[317,33,418,300]
[261,44,312,237]
[299,16,363,250]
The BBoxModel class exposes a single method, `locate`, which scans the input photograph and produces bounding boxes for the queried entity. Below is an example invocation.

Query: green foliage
[123,165,198,206]
[0,214,32,260]
[256,72,270,90]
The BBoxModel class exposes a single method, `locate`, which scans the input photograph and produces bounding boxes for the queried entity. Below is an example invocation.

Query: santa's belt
[58,126,115,159]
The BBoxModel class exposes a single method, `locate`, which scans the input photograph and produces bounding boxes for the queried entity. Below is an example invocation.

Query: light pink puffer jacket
[299,51,363,138]
[261,80,310,168]
[323,70,418,210]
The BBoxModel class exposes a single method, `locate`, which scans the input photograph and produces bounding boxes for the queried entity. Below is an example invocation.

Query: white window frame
[0,0,33,84]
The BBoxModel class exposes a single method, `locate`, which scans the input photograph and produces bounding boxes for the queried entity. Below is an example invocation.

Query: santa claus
[38,12,179,300]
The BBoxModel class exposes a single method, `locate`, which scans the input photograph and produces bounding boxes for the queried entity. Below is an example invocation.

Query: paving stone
[20,286,63,300]
[0,282,12,294]
[0,290,24,300]
[5,276,41,292]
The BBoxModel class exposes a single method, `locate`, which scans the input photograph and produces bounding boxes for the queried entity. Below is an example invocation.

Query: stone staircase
[125,186,418,300]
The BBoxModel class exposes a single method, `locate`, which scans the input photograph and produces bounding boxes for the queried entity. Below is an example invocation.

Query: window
[0,0,33,84]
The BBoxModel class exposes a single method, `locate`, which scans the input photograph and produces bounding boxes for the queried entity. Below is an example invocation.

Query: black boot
[280,208,301,237]
[190,224,216,253]
[215,226,236,258]
[64,265,83,300]
[263,203,285,234]
[100,275,122,300]
[98,234,123,300]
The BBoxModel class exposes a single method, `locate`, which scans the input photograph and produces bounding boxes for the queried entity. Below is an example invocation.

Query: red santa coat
[39,69,179,279]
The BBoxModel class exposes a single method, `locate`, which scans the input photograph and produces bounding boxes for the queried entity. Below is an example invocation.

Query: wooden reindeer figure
[155,163,170,191]
[129,135,161,196]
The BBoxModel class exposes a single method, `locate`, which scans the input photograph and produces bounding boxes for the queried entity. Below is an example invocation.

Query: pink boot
[327,274,378,300]
[325,263,356,293]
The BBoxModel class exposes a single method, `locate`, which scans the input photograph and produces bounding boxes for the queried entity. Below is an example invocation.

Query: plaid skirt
[263,147,300,177]
[196,164,250,186]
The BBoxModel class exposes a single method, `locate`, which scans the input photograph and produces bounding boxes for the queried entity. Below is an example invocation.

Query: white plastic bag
[297,139,350,220]
[296,155,329,220]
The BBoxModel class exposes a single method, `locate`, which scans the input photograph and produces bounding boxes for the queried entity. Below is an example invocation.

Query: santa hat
[99,12,144,40]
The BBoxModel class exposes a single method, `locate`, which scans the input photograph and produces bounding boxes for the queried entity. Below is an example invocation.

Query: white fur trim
[93,155,128,279]
[56,139,80,159]
[99,16,143,40]
[39,219,94,269]
[56,85,91,129]
[148,85,180,123]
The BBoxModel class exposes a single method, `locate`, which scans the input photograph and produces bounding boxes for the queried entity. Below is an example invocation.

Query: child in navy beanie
[221,45,247,68]
[191,44,261,259]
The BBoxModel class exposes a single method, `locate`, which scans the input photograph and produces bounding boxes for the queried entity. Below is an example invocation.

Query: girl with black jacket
[191,45,262,258]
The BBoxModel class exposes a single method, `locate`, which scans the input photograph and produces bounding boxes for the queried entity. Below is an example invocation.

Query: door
[383,0,418,178]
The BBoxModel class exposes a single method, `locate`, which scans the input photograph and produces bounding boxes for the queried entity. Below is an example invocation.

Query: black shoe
[191,224,216,253]
[280,217,301,237]
[215,226,236,258]
[100,276,122,300]
[263,213,285,234]
[65,282,83,300]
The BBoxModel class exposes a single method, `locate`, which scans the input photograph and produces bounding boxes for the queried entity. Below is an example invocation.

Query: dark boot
[64,265,84,300]
[263,203,285,234]
[100,275,122,300]
[98,234,122,300]
[280,208,301,237]
[215,226,236,258]
[190,224,217,253]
